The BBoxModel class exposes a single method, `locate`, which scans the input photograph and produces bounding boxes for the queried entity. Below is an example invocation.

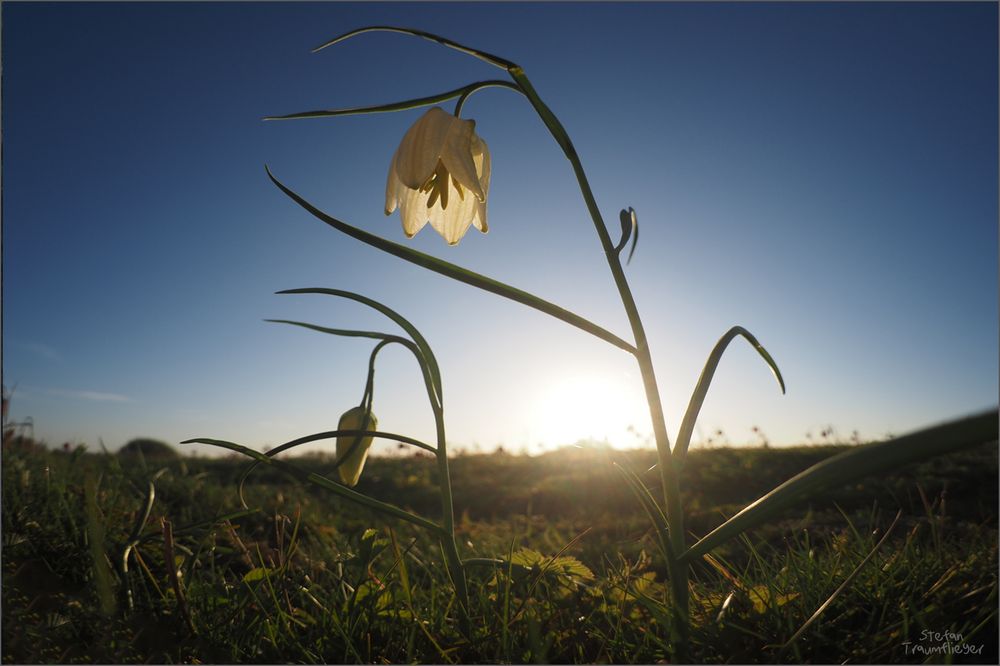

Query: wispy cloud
[17,341,60,362]
[48,389,132,403]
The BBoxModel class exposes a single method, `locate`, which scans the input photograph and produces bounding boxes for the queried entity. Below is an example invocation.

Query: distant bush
[119,438,179,459]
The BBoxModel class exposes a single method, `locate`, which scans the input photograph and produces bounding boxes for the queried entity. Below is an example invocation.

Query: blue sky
[3,2,997,456]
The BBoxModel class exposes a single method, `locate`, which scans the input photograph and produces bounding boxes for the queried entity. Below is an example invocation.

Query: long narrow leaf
[266,319,426,395]
[234,428,437,508]
[273,288,445,404]
[182,437,443,535]
[312,26,517,70]
[613,462,673,563]
[265,319,410,346]
[674,326,785,463]
[126,480,156,545]
[265,80,519,121]
[679,410,997,564]
[265,168,637,355]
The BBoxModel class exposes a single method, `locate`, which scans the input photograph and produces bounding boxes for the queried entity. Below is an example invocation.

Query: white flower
[384,107,491,246]
[336,406,377,487]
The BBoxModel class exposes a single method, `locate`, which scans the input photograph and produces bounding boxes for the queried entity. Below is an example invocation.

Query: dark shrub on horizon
[119,437,179,459]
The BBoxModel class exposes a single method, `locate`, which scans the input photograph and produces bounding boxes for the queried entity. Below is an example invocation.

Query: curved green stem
[453,80,523,117]
[433,400,472,635]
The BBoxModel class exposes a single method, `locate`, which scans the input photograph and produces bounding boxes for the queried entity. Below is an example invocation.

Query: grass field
[2,435,996,664]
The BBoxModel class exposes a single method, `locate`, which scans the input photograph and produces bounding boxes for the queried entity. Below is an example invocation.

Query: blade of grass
[503,538,516,663]
[122,479,156,610]
[84,472,116,617]
[680,410,997,564]
[265,169,637,355]
[162,518,196,635]
[781,509,903,650]
[130,547,166,601]
[613,462,672,563]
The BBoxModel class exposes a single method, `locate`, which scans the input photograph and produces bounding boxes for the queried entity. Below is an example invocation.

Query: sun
[527,372,648,451]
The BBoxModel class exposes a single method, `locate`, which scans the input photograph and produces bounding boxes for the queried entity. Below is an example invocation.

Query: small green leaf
[242,567,273,583]
[550,555,594,580]
[616,209,632,253]
[508,549,592,580]
[626,208,639,265]
[509,548,544,568]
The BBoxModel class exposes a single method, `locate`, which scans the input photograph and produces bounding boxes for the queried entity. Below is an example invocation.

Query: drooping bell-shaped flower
[384,107,491,246]
[336,406,377,487]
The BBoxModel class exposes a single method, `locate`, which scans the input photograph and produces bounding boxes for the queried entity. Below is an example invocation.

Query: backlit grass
[3,436,996,663]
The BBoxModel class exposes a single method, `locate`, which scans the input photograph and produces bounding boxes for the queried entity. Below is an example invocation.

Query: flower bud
[336,406,377,487]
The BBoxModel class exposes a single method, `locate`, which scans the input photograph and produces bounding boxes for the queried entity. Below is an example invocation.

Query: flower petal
[398,186,431,238]
[440,118,486,202]
[393,107,452,190]
[384,145,402,215]
[471,136,491,233]
[428,177,478,245]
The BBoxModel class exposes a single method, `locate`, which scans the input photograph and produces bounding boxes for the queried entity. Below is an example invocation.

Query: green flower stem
[432,403,473,635]
[508,65,689,653]
[453,81,523,117]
